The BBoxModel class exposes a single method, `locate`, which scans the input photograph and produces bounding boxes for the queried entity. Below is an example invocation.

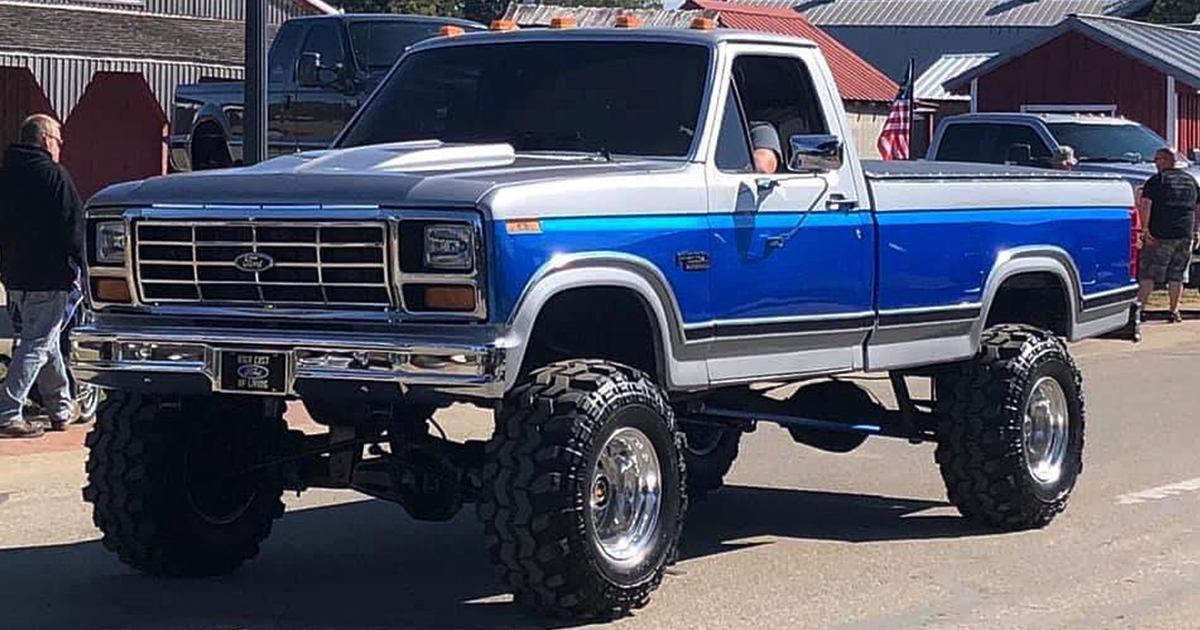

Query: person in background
[1137,147,1200,323]
[0,114,84,438]
[1051,145,1078,171]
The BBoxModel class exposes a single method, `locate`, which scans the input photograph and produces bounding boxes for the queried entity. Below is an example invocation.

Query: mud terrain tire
[83,392,288,576]
[936,325,1085,530]
[478,360,687,619]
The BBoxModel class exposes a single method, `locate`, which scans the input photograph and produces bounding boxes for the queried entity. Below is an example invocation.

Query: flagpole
[906,58,915,161]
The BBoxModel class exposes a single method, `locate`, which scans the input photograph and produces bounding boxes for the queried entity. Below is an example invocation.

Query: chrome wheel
[1023,376,1070,486]
[589,426,662,565]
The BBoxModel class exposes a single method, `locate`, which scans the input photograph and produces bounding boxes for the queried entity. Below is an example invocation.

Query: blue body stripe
[489,206,1134,326]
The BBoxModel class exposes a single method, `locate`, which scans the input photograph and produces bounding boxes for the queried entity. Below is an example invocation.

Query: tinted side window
[269,23,304,84]
[715,85,753,172]
[301,22,346,71]
[934,124,990,162]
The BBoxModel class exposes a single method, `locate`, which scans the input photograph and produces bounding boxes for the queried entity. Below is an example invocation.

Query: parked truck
[77,25,1140,619]
[169,13,483,171]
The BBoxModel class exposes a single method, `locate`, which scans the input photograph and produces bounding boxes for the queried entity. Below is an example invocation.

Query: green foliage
[1145,0,1200,24]
[337,0,663,25]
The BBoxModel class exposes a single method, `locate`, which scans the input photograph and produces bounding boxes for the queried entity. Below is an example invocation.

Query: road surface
[1,321,1198,630]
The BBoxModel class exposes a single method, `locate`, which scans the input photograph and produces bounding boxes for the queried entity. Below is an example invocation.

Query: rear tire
[478,360,687,619]
[83,392,289,576]
[935,325,1085,530]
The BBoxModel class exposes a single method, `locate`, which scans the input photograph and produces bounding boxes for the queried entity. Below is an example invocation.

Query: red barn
[946,15,1200,158]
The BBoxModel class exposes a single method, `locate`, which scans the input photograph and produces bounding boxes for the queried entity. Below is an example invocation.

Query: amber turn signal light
[92,277,132,303]
[550,16,577,29]
[690,17,716,30]
[614,16,642,28]
[422,285,477,312]
[439,25,465,37]
[490,19,518,31]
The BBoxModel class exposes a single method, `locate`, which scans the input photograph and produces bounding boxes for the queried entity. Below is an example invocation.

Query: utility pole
[244,0,268,165]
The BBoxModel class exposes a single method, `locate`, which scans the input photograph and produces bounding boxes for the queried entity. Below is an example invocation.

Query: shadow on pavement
[0,485,988,630]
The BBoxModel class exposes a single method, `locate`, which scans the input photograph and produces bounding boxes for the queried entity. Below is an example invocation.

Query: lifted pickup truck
[77,25,1140,619]
[170,13,482,171]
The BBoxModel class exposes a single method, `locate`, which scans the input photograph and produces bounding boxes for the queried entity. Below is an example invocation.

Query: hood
[89,141,688,209]
[2,144,53,170]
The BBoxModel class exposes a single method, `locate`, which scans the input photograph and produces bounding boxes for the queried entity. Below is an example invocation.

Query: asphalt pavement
[1,322,1199,630]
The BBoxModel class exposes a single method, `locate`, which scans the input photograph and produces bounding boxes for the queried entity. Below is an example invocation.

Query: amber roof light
[614,16,643,28]
[439,25,465,37]
[549,16,577,29]
[490,19,518,31]
[690,17,717,30]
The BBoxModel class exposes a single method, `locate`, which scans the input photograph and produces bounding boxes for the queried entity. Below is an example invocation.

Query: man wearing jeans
[0,114,84,438]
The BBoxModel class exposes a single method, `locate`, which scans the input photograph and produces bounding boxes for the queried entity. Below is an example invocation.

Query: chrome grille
[135,221,393,308]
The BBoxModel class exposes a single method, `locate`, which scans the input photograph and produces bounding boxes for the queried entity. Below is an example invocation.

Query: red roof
[686,0,898,103]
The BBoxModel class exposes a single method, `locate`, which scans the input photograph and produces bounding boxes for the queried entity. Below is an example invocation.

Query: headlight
[423,224,474,271]
[95,221,127,265]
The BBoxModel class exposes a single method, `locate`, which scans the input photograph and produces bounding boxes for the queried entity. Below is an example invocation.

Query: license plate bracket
[217,350,290,395]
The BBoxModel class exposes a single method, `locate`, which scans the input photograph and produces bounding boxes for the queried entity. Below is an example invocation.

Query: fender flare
[975,246,1083,346]
[187,106,233,162]
[502,252,705,392]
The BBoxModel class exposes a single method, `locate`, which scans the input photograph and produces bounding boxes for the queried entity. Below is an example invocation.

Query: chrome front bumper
[71,324,508,402]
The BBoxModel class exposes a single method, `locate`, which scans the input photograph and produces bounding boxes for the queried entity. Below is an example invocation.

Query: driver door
[705,48,875,382]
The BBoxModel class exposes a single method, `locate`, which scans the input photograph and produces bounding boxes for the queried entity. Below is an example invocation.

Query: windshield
[338,41,711,158]
[1046,122,1167,163]
[348,21,453,71]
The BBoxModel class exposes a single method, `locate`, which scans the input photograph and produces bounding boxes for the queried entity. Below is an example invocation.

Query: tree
[1145,0,1200,24]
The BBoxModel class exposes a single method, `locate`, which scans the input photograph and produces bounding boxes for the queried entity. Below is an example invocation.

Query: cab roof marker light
[439,25,465,37]
[614,16,642,28]
[690,17,717,30]
[490,19,518,31]
[550,16,577,29]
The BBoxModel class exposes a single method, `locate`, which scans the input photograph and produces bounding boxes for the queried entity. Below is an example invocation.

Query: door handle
[825,194,858,212]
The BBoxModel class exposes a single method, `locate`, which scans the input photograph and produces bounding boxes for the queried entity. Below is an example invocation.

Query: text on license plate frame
[217,350,291,395]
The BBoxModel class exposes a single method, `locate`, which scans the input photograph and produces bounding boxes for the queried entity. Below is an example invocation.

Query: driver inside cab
[750,121,782,175]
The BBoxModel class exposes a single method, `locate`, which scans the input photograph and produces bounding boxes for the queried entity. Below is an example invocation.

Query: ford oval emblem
[234,252,275,273]
[237,364,271,381]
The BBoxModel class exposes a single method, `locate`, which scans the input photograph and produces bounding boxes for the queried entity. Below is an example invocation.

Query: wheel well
[190,121,231,170]
[519,287,663,383]
[985,272,1072,336]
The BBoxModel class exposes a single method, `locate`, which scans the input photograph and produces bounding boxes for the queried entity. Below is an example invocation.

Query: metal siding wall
[821,25,1045,82]
[975,31,1168,136]
[22,0,317,22]
[1180,91,1200,159]
[0,53,240,121]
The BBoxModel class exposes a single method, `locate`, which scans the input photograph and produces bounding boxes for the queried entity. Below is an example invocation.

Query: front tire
[935,325,1085,530]
[477,360,687,619]
[83,392,289,576]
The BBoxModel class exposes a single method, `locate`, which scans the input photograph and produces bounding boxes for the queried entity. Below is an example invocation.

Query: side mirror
[1005,143,1033,166]
[788,135,844,173]
[297,52,322,87]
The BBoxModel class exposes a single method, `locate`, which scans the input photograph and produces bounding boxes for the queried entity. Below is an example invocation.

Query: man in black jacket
[0,114,84,438]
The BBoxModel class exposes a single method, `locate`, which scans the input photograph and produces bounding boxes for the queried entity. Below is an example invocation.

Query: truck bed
[862,160,1122,181]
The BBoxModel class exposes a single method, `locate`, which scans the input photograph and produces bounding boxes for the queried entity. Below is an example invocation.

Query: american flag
[878,60,915,161]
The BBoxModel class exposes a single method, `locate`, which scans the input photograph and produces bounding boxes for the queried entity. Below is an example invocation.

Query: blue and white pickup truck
[75,25,1140,618]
